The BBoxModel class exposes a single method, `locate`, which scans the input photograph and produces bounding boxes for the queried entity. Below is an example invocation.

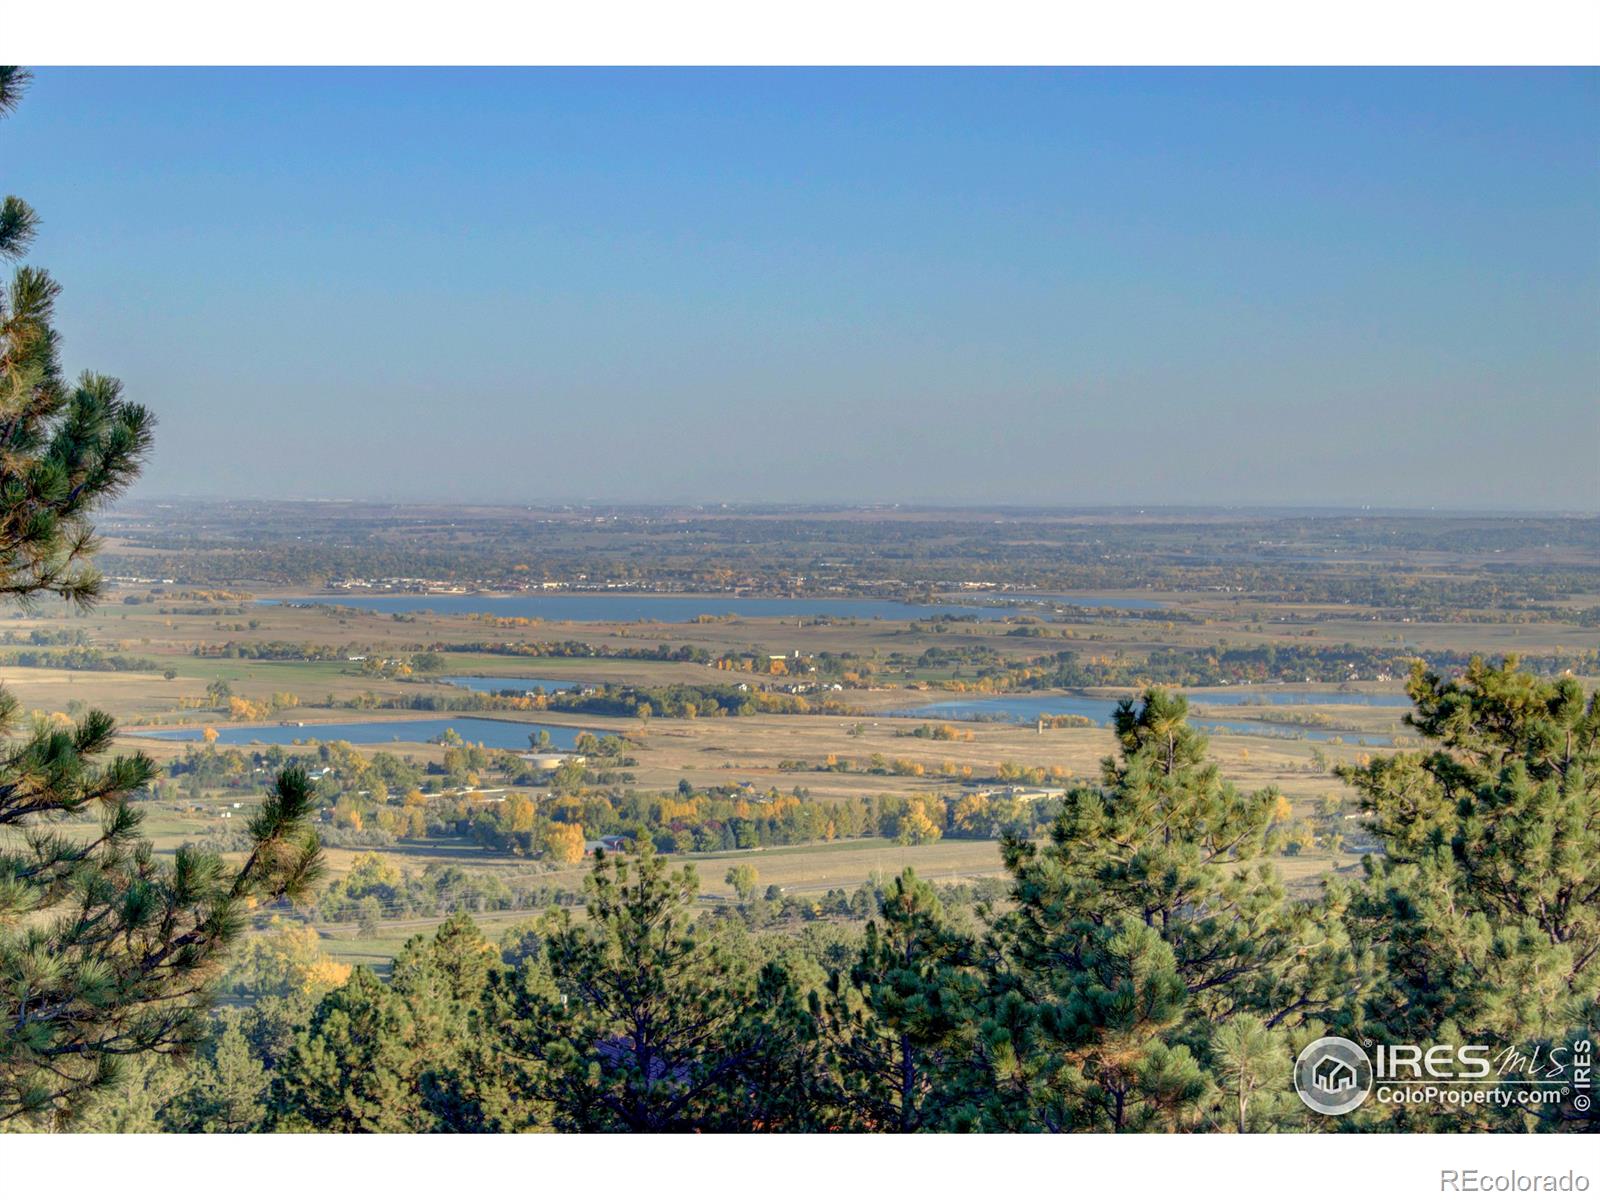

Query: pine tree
[1343,657,1600,1131]
[1018,690,1295,1007]
[812,868,980,1131]
[976,913,1211,1131]
[70,1051,187,1133]
[0,69,151,608]
[488,845,792,1131]
[0,68,322,1127]
[276,966,431,1132]
[390,913,511,1131]
[1208,1014,1294,1133]
[272,916,507,1133]
[170,1015,271,1133]
[974,689,1359,1131]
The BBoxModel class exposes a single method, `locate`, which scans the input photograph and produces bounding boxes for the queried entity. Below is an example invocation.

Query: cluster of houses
[964,784,1070,806]
[326,577,468,594]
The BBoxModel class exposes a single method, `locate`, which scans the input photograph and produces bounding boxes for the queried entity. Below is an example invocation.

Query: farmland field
[2,501,1589,966]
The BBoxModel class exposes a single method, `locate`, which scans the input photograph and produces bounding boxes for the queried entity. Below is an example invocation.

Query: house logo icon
[1294,1037,1373,1116]
[1312,1055,1356,1093]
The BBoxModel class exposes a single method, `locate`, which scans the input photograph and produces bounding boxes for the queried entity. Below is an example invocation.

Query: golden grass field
[1,586,1579,962]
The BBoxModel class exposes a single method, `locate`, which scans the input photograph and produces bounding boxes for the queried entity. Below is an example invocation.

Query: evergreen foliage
[812,868,980,1130]
[1342,657,1600,1130]
[0,68,323,1127]
[487,845,797,1131]
[54,660,1594,1134]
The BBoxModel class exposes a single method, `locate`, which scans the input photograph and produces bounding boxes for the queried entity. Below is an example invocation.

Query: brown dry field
[0,586,1500,740]
[0,590,1464,836]
[8,586,1592,704]
[613,707,1382,809]
[2,586,1573,959]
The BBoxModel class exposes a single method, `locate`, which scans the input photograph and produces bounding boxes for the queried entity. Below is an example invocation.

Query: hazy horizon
[7,67,1596,510]
[115,494,1599,518]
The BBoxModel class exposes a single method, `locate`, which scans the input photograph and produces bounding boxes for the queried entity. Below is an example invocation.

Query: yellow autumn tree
[951,793,992,837]
[230,919,351,998]
[898,795,944,845]
[229,696,269,721]
[507,793,537,833]
[543,820,586,864]
[656,796,699,823]
[301,957,353,994]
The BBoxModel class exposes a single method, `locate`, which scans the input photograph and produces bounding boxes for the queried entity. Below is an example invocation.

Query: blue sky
[5,68,1595,508]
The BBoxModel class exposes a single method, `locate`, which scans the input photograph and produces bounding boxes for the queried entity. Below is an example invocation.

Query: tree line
[12,660,1597,1133]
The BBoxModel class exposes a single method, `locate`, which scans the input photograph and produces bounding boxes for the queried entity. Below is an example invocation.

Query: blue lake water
[441,675,578,694]
[1190,691,1410,708]
[138,716,583,750]
[893,692,1403,745]
[262,592,1159,622]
